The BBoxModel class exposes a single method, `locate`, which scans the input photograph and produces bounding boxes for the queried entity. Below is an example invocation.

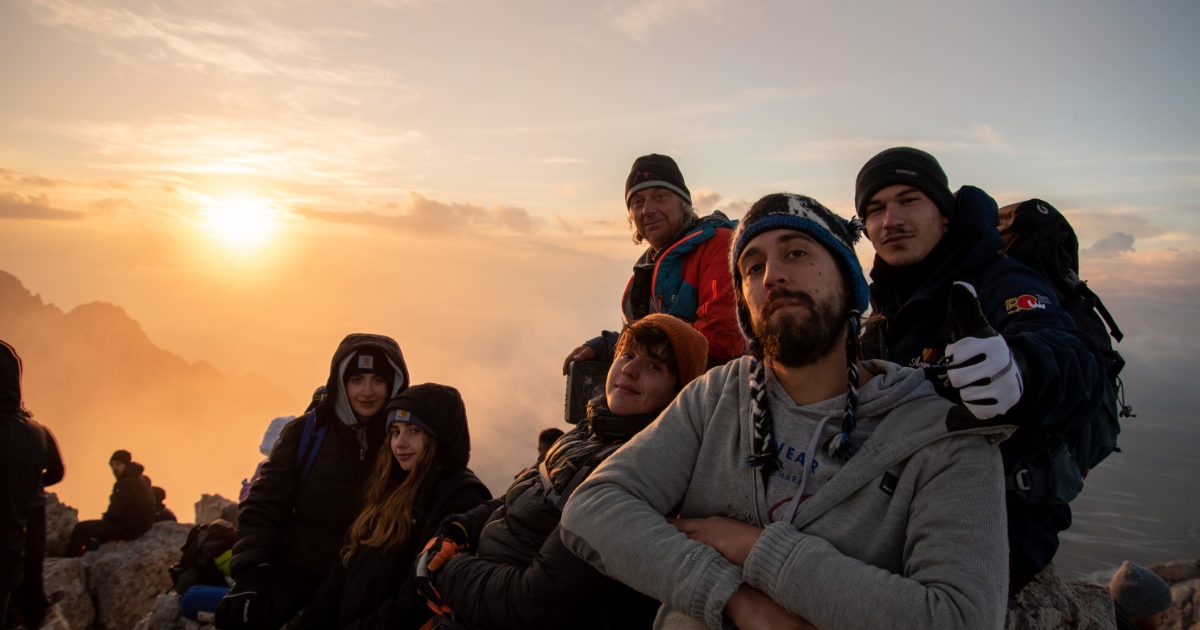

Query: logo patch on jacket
[1006,294,1050,314]
[908,347,946,369]
[357,355,375,369]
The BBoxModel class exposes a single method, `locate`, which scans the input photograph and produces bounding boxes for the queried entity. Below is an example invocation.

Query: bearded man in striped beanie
[561,193,1014,630]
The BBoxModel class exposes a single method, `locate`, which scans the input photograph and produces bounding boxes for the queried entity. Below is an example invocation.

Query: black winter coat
[291,383,491,630]
[1,340,46,591]
[230,334,410,584]
[434,401,660,630]
[862,186,1101,446]
[102,462,155,539]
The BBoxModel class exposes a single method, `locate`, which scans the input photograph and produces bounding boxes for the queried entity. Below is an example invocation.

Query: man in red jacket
[563,153,742,374]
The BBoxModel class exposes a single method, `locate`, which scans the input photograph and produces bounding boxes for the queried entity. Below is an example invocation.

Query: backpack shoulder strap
[295,411,328,485]
[539,442,623,511]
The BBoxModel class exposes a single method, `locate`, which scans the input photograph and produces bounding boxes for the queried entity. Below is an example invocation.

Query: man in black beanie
[66,449,156,556]
[854,146,1104,595]
[562,153,743,375]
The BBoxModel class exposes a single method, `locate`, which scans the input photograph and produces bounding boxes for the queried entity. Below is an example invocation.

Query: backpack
[169,519,237,593]
[296,410,328,485]
[996,198,1134,501]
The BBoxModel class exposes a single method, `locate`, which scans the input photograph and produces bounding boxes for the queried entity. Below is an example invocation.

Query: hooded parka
[227,334,410,627]
[1,341,45,598]
[290,383,490,630]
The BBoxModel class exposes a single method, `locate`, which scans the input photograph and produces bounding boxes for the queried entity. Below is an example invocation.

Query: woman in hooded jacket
[290,383,491,630]
[217,334,411,630]
[418,314,709,630]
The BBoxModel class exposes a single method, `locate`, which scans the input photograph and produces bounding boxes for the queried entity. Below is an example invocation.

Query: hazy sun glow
[200,196,279,251]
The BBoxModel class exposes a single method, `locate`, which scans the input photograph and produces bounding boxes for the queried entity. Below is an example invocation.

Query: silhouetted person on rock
[9,421,64,630]
[66,450,156,557]
[1,340,47,627]
[153,486,177,523]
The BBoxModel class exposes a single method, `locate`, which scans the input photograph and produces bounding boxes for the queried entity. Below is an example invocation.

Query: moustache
[760,288,816,319]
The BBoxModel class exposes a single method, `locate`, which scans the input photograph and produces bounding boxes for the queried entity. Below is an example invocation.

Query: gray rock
[42,557,94,630]
[1006,562,1117,630]
[83,520,192,629]
[194,494,236,526]
[44,493,78,558]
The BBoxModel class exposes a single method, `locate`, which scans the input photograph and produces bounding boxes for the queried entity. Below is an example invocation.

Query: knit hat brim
[854,147,956,222]
[633,314,708,386]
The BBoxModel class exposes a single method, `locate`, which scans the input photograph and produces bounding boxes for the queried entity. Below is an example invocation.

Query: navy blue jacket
[862,186,1102,475]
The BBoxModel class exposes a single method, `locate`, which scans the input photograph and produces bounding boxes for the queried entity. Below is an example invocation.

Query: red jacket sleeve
[686,228,744,362]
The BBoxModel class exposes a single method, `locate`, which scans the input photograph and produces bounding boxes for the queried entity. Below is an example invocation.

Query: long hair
[343,434,439,562]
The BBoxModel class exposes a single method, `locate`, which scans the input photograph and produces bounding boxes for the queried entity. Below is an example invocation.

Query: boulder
[42,557,94,630]
[194,494,236,526]
[1006,562,1116,630]
[130,592,214,630]
[44,493,79,558]
[1147,560,1200,630]
[83,520,191,629]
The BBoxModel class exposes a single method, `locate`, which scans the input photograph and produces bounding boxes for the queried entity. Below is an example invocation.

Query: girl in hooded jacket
[418,314,708,630]
[290,383,491,630]
[217,334,411,630]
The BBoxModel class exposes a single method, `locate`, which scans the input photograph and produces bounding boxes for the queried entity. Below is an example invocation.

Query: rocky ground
[29,493,1200,629]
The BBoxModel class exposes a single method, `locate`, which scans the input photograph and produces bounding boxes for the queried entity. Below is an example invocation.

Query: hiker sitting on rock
[153,486,177,523]
[216,334,410,630]
[290,384,491,630]
[419,315,708,630]
[66,449,156,557]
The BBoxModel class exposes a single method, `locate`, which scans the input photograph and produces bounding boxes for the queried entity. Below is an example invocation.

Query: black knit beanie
[1109,561,1172,619]
[111,450,132,465]
[625,154,691,207]
[343,349,396,394]
[854,147,956,222]
[729,193,868,470]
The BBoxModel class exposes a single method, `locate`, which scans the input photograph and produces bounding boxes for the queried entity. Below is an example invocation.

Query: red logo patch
[1006,294,1047,314]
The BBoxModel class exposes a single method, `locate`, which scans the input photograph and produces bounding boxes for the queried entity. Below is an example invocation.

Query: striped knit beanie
[730,193,869,470]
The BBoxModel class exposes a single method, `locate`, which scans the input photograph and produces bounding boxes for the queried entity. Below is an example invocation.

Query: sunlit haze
[1,0,1197,579]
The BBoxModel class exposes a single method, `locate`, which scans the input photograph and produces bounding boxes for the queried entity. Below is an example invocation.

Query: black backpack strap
[539,442,623,511]
[1077,282,1124,342]
[295,411,327,485]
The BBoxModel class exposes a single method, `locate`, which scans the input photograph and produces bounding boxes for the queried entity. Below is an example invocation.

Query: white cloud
[605,0,725,41]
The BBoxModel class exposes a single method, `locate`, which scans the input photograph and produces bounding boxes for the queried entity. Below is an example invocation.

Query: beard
[750,287,845,368]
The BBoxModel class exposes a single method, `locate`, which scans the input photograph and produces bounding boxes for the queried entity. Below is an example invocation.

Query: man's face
[736,229,847,367]
[862,184,949,267]
[110,460,126,478]
[628,187,689,251]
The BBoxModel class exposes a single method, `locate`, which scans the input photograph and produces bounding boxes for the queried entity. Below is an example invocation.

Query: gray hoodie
[561,358,1012,630]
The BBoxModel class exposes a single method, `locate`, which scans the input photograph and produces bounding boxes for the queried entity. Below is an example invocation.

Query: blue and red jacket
[589,212,743,365]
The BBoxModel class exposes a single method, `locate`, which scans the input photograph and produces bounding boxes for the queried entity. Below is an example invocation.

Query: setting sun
[200,196,280,251]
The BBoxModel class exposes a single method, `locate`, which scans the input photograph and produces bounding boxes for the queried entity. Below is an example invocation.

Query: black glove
[215,569,270,630]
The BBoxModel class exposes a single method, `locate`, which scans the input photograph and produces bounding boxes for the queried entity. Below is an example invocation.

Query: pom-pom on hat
[625,154,691,208]
[854,147,956,222]
[633,314,708,386]
[1109,561,1172,619]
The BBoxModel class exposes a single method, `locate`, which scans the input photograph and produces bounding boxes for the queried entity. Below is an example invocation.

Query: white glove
[945,335,1024,419]
[945,281,1024,420]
